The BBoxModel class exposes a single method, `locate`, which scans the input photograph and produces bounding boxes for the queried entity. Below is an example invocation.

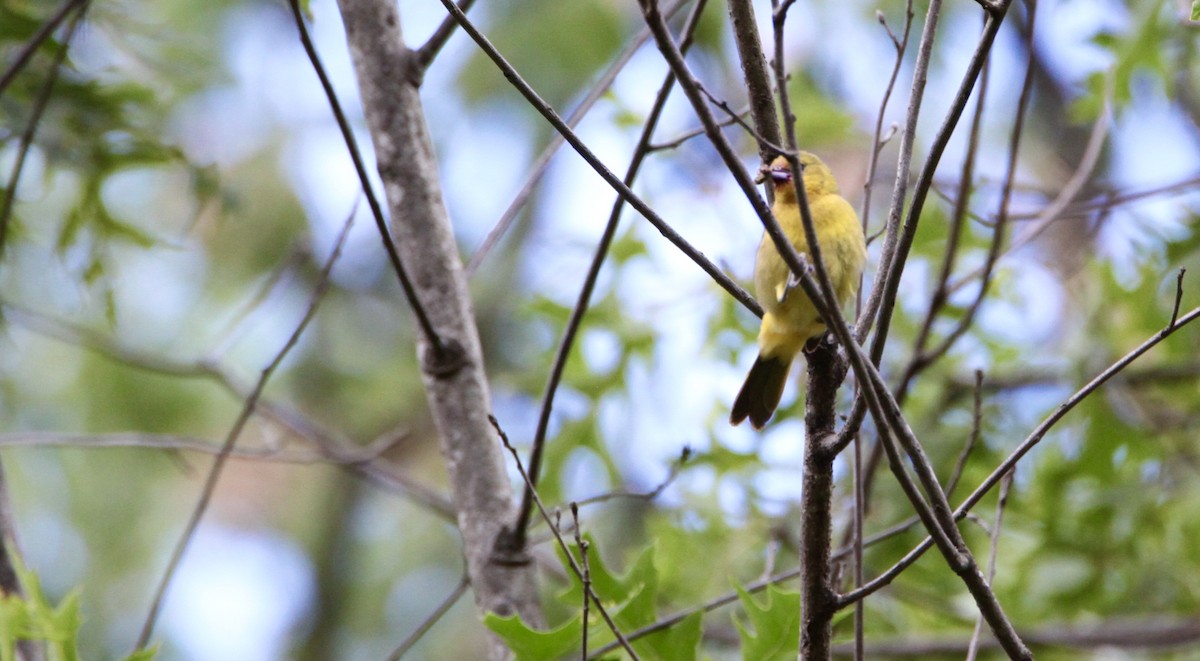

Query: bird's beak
[770,169,792,183]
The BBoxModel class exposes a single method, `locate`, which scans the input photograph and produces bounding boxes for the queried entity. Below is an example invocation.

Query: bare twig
[853,0,946,347]
[695,81,793,157]
[1167,267,1186,332]
[842,304,1200,606]
[862,0,1012,357]
[415,0,476,68]
[570,504,591,661]
[1,1,86,260]
[947,86,1111,296]
[966,470,1013,661]
[435,0,761,316]
[386,575,470,661]
[909,30,991,364]
[946,370,985,498]
[133,209,355,651]
[509,0,711,548]
[464,0,690,276]
[834,616,1200,656]
[489,416,639,660]
[570,446,690,508]
[0,0,86,97]
[287,0,449,360]
[648,111,747,152]
[860,1,915,237]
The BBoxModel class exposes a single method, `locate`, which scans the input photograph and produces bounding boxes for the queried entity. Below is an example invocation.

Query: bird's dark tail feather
[729,354,791,429]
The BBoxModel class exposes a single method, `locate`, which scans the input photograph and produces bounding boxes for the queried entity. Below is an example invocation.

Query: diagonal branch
[288,0,450,361]
[510,0,711,548]
[0,0,87,97]
[841,304,1200,606]
[133,207,356,652]
[415,0,476,69]
[433,0,760,316]
[464,0,690,276]
[1,1,87,261]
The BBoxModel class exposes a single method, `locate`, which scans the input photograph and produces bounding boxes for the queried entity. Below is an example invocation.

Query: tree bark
[334,1,542,655]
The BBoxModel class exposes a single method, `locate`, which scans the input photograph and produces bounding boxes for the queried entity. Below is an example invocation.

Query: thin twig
[966,470,1013,661]
[436,0,760,316]
[853,0,945,347]
[286,0,448,359]
[415,0,476,68]
[946,370,985,498]
[0,0,86,96]
[860,1,914,238]
[648,111,747,152]
[132,211,356,652]
[570,446,690,508]
[0,1,86,260]
[386,575,470,660]
[571,504,591,661]
[862,0,1011,359]
[464,0,690,276]
[947,84,1111,296]
[510,0,711,547]
[489,416,639,660]
[909,28,991,364]
[695,81,794,157]
[842,304,1200,606]
[1166,267,1186,332]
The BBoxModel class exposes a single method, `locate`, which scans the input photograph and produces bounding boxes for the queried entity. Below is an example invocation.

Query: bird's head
[760,152,840,201]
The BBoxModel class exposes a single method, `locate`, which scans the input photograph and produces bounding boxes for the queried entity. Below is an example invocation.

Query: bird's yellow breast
[752,159,866,360]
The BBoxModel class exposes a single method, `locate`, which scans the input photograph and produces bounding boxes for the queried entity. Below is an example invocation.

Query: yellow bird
[730,153,867,429]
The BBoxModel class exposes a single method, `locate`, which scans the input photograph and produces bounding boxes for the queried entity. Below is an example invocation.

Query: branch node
[490,525,534,568]
[423,337,468,378]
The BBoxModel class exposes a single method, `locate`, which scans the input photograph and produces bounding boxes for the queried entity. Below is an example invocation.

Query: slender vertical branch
[571,504,591,661]
[966,470,1013,661]
[288,0,450,360]
[853,0,946,346]
[725,0,783,159]
[798,342,843,659]
[860,2,915,235]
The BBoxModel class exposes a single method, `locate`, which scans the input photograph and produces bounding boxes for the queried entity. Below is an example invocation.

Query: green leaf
[485,612,586,661]
[734,584,800,661]
[488,538,699,660]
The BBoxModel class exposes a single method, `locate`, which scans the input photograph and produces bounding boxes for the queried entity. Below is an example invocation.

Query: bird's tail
[729,354,792,429]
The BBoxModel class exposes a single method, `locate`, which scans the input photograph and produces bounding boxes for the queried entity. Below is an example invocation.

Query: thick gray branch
[334,0,541,652]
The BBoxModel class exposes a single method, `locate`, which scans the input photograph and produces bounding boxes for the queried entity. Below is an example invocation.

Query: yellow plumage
[730,152,867,429]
